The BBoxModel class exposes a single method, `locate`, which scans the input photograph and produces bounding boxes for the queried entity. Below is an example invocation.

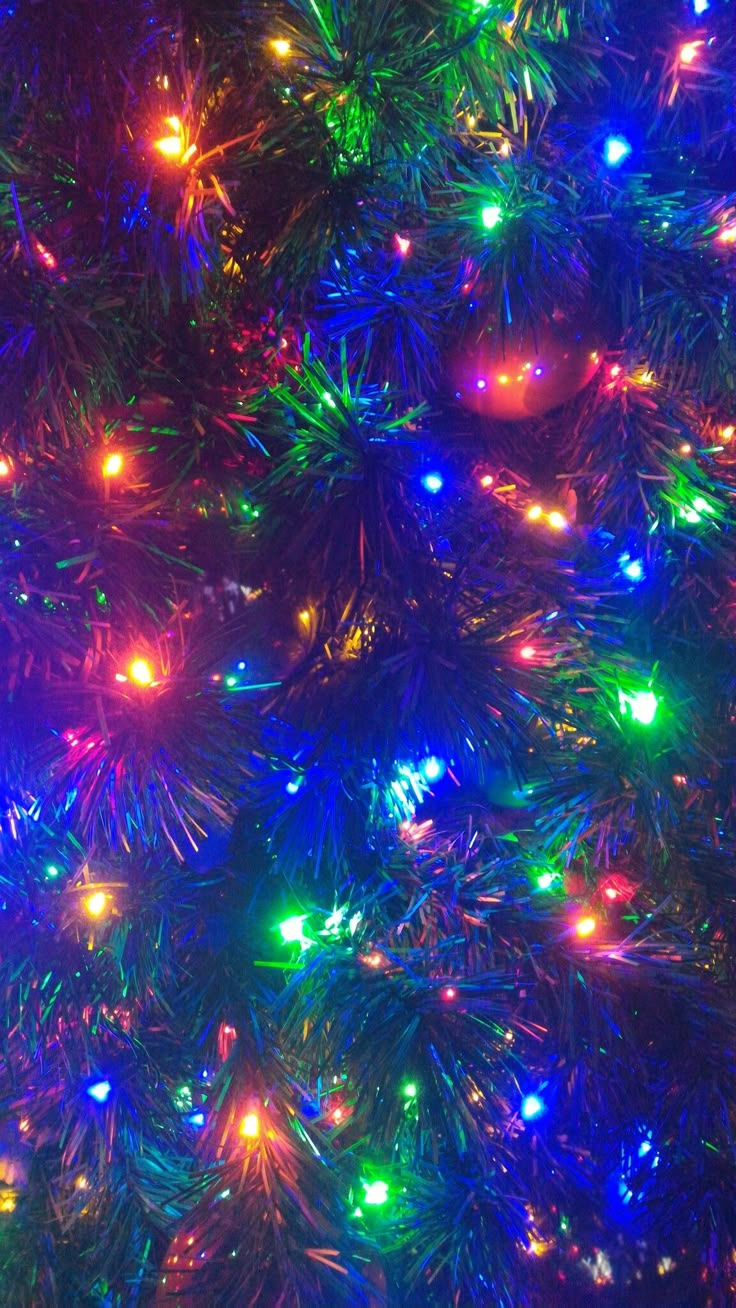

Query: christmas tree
[1,0,736,1302]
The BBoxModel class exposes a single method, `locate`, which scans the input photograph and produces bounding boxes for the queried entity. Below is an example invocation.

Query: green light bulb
[45,864,60,878]
[403,1082,418,1099]
[536,871,555,891]
[363,1180,389,1206]
[481,203,502,230]
[279,915,309,947]
[618,688,658,726]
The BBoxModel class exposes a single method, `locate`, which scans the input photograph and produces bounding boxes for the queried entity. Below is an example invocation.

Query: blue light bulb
[618,553,645,583]
[187,1110,205,1128]
[603,135,632,168]
[421,472,443,494]
[520,1092,546,1121]
[419,755,446,783]
[693,0,709,12]
[87,1079,112,1104]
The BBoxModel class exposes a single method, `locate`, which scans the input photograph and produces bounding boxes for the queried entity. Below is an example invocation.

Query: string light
[85,891,108,919]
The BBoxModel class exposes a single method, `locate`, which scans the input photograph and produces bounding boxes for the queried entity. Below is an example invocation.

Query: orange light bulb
[240,1112,260,1138]
[85,891,108,919]
[679,40,703,65]
[575,915,596,938]
[103,452,123,477]
[128,657,154,687]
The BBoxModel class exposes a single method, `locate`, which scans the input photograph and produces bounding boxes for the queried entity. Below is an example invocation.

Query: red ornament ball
[448,307,603,421]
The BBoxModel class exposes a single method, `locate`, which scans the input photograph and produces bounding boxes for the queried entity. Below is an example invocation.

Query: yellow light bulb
[128,657,154,686]
[155,118,185,159]
[679,40,702,65]
[0,457,11,478]
[155,135,184,159]
[527,504,543,521]
[85,891,108,919]
[103,452,123,477]
[575,915,596,938]
[547,511,567,530]
[271,38,291,56]
[241,1112,260,1138]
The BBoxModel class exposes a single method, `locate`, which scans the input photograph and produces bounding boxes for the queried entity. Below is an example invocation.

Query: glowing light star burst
[128,657,154,687]
[603,135,632,167]
[362,1179,389,1206]
[520,1093,546,1121]
[87,1079,112,1104]
[618,688,658,726]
